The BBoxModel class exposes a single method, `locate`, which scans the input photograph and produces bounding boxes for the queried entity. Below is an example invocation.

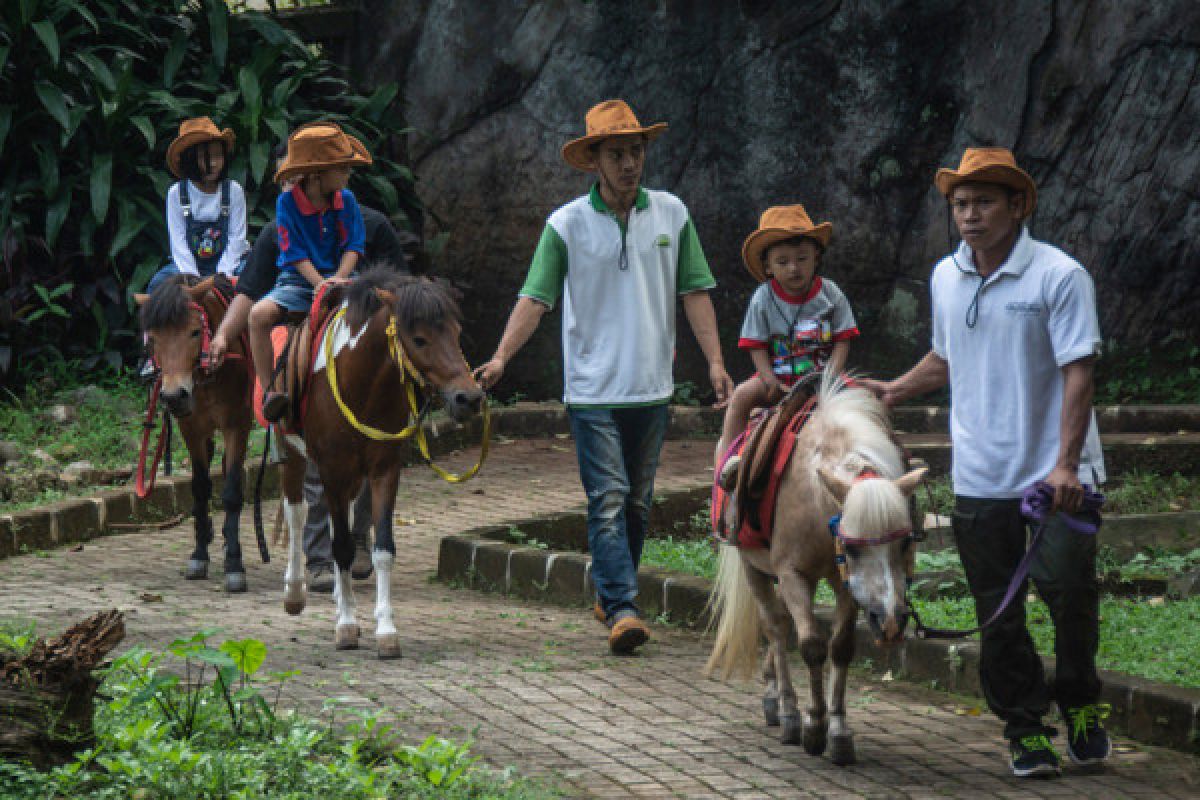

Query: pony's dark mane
[140,274,200,331]
[345,267,461,331]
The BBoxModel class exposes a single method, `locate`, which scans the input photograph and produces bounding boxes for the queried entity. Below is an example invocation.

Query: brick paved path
[1,438,1197,799]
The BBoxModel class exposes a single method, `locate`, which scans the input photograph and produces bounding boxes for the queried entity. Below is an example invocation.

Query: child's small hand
[208,333,228,368]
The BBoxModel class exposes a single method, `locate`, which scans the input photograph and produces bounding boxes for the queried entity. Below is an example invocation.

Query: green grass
[910,594,1200,688]
[1,367,268,512]
[641,537,719,579]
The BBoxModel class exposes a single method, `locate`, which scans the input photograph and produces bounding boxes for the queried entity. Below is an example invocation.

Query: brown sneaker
[592,601,607,625]
[608,615,650,655]
[262,391,289,423]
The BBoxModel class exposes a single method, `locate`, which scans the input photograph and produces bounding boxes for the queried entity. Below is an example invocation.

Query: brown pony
[705,375,925,765]
[138,275,255,592]
[278,270,484,658]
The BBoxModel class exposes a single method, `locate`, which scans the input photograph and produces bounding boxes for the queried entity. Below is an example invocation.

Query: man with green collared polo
[476,99,733,655]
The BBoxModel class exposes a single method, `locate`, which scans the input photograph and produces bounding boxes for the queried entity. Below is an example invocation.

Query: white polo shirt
[519,185,716,406]
[931,228,1106,499]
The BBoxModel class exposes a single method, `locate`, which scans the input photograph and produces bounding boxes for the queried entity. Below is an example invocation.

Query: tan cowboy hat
[561,99,668,171]
[935,147,1038,218]
[274,121,373,184]
[166,117,236,178]
[741,205,833,283]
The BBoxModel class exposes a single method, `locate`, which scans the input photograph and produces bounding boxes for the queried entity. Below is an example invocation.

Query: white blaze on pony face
[826,469,925,644]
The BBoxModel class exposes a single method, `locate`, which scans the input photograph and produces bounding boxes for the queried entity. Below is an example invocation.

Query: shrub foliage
[0,0,418,384]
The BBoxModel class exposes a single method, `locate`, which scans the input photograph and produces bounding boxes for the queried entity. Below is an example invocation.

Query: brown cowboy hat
[561,99,668,171]
[741,204,833,283]
[166,117,236,178]
[935,147,1038,218]
[274,121,373,184]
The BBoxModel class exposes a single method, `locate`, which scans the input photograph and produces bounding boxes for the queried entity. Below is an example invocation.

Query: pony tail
[704,546,761,680]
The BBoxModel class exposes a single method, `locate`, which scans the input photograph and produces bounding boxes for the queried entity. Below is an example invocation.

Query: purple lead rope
[913,481,1105,640]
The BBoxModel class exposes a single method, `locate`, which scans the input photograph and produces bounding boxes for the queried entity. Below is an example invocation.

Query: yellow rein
[322,307,491,483]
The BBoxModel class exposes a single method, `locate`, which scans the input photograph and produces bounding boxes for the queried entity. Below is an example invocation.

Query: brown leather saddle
[271,285,347,430]
[731,378,819,533]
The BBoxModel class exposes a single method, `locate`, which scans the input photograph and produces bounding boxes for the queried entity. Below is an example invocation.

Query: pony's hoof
[377,633,402,660]
[185,559,209,580]
[763,697,780,727]
[802,723,828,756]
[779,714,802,745]
[351,548,374,581]
[283,583,306,615]
[224,572,247,593]
[829,733,856,766]
[335,624,360,650]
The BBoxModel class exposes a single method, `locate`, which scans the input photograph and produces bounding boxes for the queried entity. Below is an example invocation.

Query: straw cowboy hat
[274,121,373,185]
[561,99,668,171]
[935,147,1038,218]
[166,117,235,178]
[741,204,833,283]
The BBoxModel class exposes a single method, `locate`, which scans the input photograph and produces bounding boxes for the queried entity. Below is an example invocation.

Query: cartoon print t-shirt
[737,277,859,386]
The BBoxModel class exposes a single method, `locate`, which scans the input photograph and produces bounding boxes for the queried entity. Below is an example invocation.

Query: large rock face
[354,0,1200,399]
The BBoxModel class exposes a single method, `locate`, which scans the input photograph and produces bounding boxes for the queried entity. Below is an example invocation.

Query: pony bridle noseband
[827,470,915,588]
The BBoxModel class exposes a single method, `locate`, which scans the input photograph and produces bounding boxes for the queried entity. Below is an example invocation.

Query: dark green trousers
[952,496,1102,740]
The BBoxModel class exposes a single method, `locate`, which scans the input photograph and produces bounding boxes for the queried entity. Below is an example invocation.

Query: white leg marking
[333,562,357,629]
[282,498,308,612]
[373,550,397,637]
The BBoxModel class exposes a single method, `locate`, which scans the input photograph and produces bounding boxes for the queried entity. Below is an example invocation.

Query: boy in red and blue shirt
[251,121,372,422]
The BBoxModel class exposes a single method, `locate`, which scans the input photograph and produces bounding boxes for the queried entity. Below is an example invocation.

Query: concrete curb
[437,499,1200,756]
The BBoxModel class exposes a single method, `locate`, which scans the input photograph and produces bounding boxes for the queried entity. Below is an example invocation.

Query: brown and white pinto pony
[706,374,926,766]
[278,270,484,658]
[139,275,255,592]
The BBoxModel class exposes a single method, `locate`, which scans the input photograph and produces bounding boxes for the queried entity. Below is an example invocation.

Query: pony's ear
[184,277,214,301]
[133,293,150,306]
[893,467,929,496]
[817,466,851,503]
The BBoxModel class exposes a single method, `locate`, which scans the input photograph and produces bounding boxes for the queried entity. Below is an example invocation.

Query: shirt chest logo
[1004,300,1043,316]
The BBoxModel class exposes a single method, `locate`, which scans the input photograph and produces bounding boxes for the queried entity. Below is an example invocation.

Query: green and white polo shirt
[519,184,716,406]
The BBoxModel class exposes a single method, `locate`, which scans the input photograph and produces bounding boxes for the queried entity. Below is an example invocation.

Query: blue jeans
[568,404,670,620]
[145,254,247,295]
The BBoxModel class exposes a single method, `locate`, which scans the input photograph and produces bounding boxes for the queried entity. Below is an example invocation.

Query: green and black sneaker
[1010,734,1061,778]
[1064,703,1112,766]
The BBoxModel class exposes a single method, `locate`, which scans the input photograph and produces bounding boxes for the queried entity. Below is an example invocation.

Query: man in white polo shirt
[861,147,1109,778]
[475,99,733,655]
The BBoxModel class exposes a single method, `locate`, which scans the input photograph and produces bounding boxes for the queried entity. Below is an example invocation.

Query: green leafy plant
[0,0,422,387]
[671,380,704,406]
[0,631,558,799]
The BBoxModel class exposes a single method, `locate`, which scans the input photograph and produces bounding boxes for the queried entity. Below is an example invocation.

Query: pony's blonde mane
[811,373,909,538]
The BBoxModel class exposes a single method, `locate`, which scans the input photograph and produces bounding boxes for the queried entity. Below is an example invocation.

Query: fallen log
[0,609,125,768]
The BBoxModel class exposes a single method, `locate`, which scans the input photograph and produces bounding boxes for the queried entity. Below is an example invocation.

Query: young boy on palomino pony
[715,204,859,490]
[475,99,733,655]
[861,147,1110,779]
[252,121,372,423]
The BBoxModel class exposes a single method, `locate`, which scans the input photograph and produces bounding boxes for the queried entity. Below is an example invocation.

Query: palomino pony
[278,270,484,658]
[706,375,926,765]
[138,275,257,592]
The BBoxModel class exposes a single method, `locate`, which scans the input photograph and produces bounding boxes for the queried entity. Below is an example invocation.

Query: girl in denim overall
[146,118,250,294]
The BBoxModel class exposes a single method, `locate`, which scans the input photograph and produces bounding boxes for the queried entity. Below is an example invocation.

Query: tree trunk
[0,609,125,768]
